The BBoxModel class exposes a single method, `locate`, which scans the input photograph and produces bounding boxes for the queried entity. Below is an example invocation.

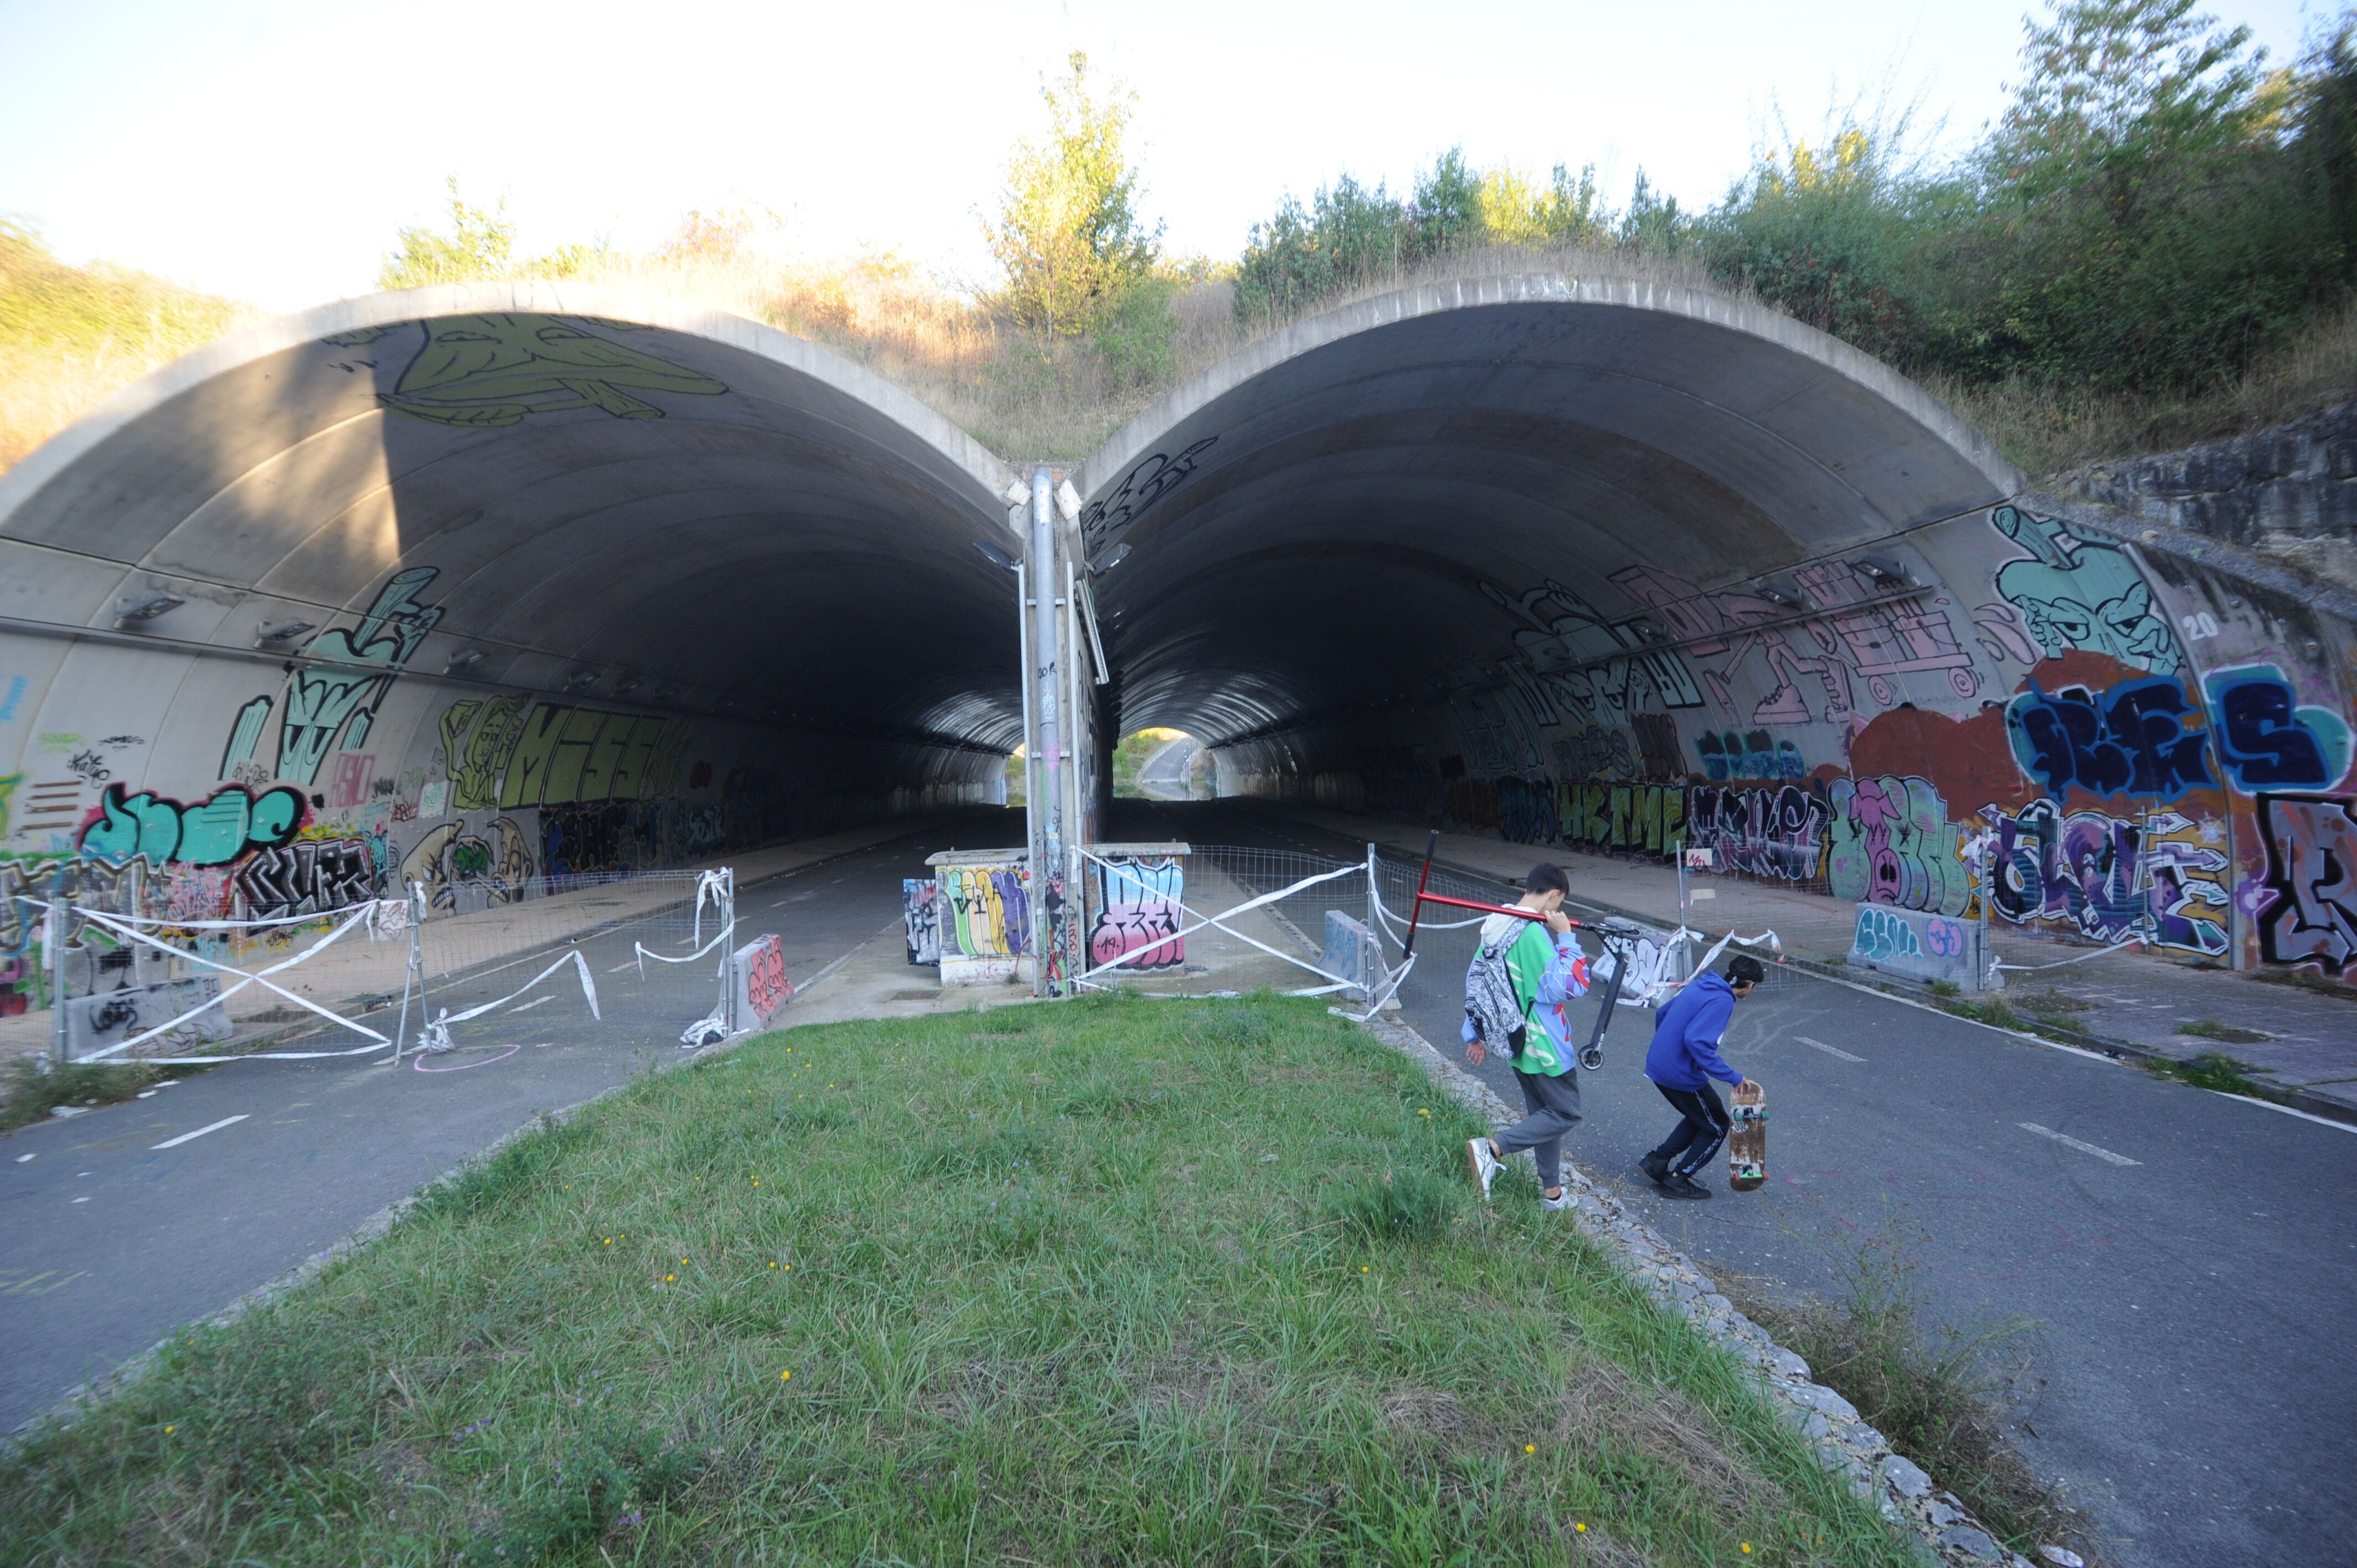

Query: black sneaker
[1638,1151,1670,1185]
[1660,1174,1712,1200]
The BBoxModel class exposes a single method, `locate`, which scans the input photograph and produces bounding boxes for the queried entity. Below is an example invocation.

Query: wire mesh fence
[16,865,750,1067]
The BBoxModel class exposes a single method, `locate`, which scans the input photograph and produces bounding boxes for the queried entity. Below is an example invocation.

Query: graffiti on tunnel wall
[1827,775,1970,916]
[2004,677,2214,800]
[2256,794,2357,972]
[1228,500,2354,984]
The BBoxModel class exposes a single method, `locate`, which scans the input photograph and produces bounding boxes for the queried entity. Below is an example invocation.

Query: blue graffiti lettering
[2202,664,2354,792]
[2005,678,2214,800]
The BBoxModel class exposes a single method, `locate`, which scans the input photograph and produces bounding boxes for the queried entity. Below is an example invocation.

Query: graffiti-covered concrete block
[65,976,233,1059]
[730,932,792,1028]
[929,850,1032,986]
[1846,905,1987,989]
[1088,853,1185,971]
[1321,910,1380,1002]
[903,879,941,966]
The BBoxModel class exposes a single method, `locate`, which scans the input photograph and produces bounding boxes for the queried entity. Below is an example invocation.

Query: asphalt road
[9,797,2351,1568]
[1112,798,2355,1568]
[0,809,1014,1436]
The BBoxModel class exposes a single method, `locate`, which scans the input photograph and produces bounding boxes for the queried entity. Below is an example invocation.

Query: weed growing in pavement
[0,1054,191,1133]
[1719,1211,2103,1566]
[2142,1050,2271,1097]
[2175,1018,2273,1046]
[0,996,1924,1565]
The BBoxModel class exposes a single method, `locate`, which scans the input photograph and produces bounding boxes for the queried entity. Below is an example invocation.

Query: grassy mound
[0,995,1914,1566]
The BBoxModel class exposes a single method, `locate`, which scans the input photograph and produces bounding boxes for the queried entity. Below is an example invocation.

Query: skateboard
[1728,1081,1767,1192]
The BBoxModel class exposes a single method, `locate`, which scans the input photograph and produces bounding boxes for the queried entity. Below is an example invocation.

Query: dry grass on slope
[0,223,258,476]
[1936,298,2357,482]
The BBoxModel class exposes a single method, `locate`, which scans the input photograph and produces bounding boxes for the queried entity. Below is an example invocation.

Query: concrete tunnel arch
[0,282,1032,902]
[2,269,2349,985]
[1072,272,2356,981]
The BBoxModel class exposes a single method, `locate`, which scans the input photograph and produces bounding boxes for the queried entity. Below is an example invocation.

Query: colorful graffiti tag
[2202,664,2354,792]
[79,782,304,866]
[1088,856,1186,971]
[2005,677,2215,800]
[1826,775,1970,916]
[1686,785,1829,883]
[2256,794,2357,972]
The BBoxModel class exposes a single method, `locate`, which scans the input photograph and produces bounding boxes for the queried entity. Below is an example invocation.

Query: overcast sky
[0,0,2331,311]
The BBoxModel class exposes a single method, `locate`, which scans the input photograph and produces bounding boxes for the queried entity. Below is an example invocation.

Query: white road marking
[2018,1122,2140,1166]
[607,961,639,973]
[153,1115,248,1149]
[1796,1035,1865,1062]
[508,996,553,1013]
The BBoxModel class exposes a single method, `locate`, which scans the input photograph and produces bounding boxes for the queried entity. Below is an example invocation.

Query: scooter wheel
[1579,1046,1604,1070]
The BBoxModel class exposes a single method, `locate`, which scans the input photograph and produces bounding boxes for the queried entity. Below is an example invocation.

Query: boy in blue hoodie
[1639,954,1763,1200]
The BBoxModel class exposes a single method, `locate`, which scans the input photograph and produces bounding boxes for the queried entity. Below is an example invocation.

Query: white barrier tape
[68,901,391,1061]
[635,869,734,976]
[22,894,382,932]
[1991,936,2147,972]
[635,917,736,974]
[416,948,602,1053]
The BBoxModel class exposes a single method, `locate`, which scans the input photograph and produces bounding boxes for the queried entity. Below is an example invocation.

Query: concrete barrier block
[1846,904,1985,989]
[65,976,233,1058]
[732,933,792,1028]
[1321,910,1378,1002]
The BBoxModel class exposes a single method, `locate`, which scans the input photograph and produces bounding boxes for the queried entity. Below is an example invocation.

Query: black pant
[1650,1082,1731,1178]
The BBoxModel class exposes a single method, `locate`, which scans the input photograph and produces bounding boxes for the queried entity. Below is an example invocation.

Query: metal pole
[1014,561,1041,987]
[48,890,69,1066]
[1366,842,1381,970]
[393,883,424,1066]
[1030,467,1062,997]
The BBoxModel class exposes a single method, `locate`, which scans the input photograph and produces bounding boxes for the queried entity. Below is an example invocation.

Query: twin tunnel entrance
[3,272,2353,991]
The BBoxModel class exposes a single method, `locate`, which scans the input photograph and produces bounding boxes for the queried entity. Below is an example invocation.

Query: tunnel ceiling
[1075,274,2023,746]
[0,283,1027,752]
[1,272,2030,770]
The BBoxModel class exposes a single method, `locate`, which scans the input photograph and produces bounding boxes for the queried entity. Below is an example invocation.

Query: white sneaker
[1465,1138,1501,1200]
[1541,1188,1576,1214]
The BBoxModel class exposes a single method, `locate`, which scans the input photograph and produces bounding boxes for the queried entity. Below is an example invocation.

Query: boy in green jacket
[1461,863,1593,1211]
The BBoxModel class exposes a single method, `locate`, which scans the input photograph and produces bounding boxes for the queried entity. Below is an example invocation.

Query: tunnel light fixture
[614,675,644,695]
[445,648,486,672]
[254,618,315,647]
[972,539,1020,573]
[1851,555,1911,585]
[1054,478,1082,522]
[563,670,600,692]
[1090,541,1131,577]
[114,592,184,626]
[1632,620,1666,642]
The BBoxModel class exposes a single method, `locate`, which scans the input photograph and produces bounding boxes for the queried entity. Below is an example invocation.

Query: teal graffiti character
[1991,506,2179,675]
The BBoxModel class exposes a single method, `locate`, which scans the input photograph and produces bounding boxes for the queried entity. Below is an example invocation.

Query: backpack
[1465,931,1535,1058]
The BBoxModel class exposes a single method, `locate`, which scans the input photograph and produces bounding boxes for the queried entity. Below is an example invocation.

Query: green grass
[0,994,1915,1567]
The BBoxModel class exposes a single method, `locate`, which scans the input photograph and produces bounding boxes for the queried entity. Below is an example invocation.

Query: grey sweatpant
[1494,1065,1582,1192]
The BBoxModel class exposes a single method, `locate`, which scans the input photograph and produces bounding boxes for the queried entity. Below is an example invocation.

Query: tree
[377,178,516,291]
[987,52,1162,341]
[1971,0,2319,388]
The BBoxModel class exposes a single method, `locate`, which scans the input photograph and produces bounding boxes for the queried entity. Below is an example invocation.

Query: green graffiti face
[375,315,726,427]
